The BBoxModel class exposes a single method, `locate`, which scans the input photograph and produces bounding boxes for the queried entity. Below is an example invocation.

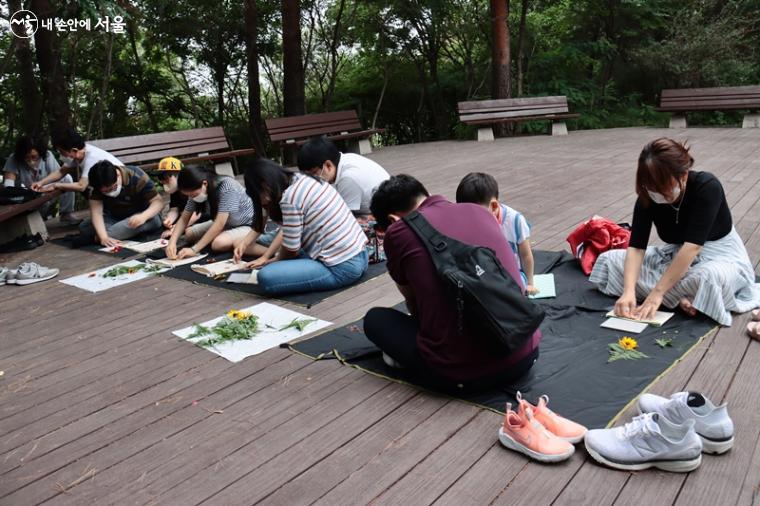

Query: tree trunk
[127,21,159,131]
[9,0,43,136]
[32,0,72,135]
[490,0,511,136]
[281,0,305,117]
[244,0,266,156]
[323,0,347,111]
[516,0,528,97]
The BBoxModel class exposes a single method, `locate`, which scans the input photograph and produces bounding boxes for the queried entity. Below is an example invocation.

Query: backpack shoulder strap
[402,210,450,255]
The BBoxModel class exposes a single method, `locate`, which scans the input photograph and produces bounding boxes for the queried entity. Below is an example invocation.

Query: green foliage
[188,314,261,349]
[1,0,759,158]
[608,342,650,363]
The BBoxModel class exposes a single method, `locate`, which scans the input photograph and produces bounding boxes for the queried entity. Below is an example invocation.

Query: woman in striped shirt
[165,164,256,260]
[243,159,369,295]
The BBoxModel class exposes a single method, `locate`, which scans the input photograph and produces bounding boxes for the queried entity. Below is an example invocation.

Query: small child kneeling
[456,172,537,295]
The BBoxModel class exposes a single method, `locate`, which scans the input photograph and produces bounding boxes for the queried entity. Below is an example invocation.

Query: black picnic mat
[286,250,717,429]
[158,251,388,308]
[52,229,167,259]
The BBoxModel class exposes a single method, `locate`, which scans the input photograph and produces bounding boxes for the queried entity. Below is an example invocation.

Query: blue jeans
[257,250,369,295]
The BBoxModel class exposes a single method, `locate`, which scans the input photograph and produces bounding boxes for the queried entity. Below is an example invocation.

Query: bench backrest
[458,96,571,123]
[659,86,760,112]
[89,127,230,166]
[265,110,363,143]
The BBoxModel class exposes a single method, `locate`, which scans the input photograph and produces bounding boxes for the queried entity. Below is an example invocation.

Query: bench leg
[669,115,687,128]
[551,121,568,136]
[346,138,374,155]
[214,161,235,177]
[477,127,495,142]
[0,211,48,246]
[742,113,760,128]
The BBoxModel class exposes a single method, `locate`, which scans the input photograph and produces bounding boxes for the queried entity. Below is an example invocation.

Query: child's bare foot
[751,308,760,322]
[747,322,760,341]
[679,298,698,317]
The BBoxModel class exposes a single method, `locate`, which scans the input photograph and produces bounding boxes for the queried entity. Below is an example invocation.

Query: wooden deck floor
[1,127,759,505]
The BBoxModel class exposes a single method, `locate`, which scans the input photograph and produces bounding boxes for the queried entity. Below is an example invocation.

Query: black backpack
[0,186,41,205]
[403,210,545,355]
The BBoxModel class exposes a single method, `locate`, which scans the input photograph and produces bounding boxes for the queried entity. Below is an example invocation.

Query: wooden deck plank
[0,127,758,504]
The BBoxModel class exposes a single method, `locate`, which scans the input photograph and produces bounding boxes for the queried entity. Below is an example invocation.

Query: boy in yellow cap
[152,157,204,238]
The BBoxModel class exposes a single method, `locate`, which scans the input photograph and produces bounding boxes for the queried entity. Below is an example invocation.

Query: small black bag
[403,210,545,355]
[0,187,41,205]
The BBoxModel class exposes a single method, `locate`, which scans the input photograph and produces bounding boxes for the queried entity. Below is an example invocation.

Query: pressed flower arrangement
[187,310,317,350]
[607,336,649,363]
[102,263,163,278]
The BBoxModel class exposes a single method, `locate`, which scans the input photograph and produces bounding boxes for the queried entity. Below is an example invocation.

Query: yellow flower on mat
[619,336,638,350]
[227,309,251,321]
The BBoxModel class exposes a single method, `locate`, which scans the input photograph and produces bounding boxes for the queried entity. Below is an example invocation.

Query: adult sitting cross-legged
[364,174,541,393]
[590,138,760,328]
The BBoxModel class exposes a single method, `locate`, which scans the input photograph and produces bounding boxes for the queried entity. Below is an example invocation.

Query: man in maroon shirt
[367,175,541,392]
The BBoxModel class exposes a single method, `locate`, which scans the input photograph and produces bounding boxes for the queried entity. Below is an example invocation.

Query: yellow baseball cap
[157,157,183,172]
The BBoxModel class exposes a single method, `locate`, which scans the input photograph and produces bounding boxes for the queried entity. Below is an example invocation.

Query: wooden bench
[657,86,760,128]
[90,126,256,177]
[458,96,580,141]
[265,110,383,155]
[0,190,61,244]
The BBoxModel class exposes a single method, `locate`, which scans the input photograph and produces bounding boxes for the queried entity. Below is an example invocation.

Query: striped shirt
[184,177,254,228]
[90,165,157,219]
[281,174,367,266]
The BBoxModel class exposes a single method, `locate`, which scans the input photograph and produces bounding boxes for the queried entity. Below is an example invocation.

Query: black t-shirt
[629,171,732,248]
[169,190,188,212]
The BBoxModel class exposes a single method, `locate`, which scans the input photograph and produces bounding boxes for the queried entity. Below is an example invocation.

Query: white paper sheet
[172,302,332,362]
[604,310,674,327]
[59,260,169,293]
[226,271,259,284]
[123,237,171,254]
[98,240,140,253]
[146,254,208,268]
[600,317,649,334]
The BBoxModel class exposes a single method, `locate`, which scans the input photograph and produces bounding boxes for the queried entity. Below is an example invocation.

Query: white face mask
[647,184,681,204]
[104,182,122,198]
[192,191,208,203]
[60,156,74,165]
[163,178,178,194]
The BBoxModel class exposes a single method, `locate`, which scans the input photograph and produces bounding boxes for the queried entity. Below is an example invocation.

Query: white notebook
[600,317,648,334]
[604,310,674,327]
[147,253,208,268]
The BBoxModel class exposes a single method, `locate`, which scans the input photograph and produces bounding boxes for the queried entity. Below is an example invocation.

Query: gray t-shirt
[3,151,60,188]
[184,177,254,228]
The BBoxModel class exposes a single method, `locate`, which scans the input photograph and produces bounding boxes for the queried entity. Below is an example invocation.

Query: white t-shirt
[76,144,123,179]
[334,153,390,214]
[499,203,531,271]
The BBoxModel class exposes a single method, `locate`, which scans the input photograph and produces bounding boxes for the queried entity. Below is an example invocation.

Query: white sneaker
[584,412,702,472]
[13,262,60,285]
[382,352,403,369]
[0,267,8,285]
[638,391,734,454]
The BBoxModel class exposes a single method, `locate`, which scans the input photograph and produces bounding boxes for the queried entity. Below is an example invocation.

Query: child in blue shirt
[456,172,537,295]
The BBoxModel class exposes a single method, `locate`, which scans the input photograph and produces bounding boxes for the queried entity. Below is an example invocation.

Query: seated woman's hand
[233,238,249,263]
[525,284,539,296]
[614,292,637,318]
[245,255,273,270]
[633,293,663,321]
[176,247,196,260]
[162,217,174,229]
[165,242,178,260]
[161,227,173,239]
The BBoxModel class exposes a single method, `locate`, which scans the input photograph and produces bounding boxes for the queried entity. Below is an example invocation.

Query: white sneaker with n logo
[637,391,734,454]
[584,412,703,472]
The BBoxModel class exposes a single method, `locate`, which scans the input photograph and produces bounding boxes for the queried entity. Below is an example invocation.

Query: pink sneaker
[517,392,588,443]
[498,402,575,463]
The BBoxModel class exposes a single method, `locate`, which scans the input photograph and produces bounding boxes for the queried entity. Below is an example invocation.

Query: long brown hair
[636,138,694,205]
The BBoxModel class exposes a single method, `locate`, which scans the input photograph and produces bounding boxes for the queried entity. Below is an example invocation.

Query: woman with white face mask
[165,164,260,260]
[589,138,760,329]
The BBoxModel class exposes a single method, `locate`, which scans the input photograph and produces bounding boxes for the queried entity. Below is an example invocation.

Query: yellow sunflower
[226,309,251,321]
[618,336,638,350]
